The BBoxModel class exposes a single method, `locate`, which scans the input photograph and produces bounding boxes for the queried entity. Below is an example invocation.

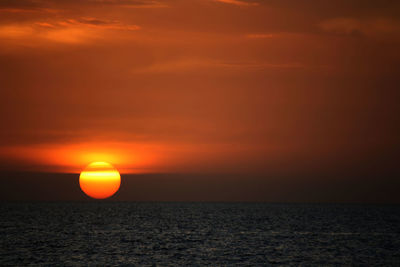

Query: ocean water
[1,203,399,266]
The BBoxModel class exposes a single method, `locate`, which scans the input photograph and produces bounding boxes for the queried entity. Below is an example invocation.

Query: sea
[1,202,399,266]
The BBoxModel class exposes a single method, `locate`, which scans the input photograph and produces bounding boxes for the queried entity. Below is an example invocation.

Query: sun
[79,162,121,199]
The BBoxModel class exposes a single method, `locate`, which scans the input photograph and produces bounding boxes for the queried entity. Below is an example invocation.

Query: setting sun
[79,162,121,199]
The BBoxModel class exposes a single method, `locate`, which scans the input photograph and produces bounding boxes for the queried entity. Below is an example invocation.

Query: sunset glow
[0,0,399,202]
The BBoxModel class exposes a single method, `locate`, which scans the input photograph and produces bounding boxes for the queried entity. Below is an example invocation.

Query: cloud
[49,18,140,31]
[0,7,59,13]
[0,18,140,44]
[0,0,166,11]
[214,0,258,7]
[114,1,168,8]
[132,58,305,74]
[0,0,42,10]
[0,24,91,44]
[246,33,274,39]
[319,17,400,38]
[319,18,365,36]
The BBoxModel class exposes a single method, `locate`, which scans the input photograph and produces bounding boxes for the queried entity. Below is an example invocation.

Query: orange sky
[0,0,399,175]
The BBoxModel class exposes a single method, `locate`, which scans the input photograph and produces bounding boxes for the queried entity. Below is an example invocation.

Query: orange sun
[79,162,121,199]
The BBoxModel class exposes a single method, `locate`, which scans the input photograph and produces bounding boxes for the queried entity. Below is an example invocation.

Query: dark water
[1,203,399,266]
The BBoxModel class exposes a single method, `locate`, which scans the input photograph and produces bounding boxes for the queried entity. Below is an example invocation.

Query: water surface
[1,203,399,265]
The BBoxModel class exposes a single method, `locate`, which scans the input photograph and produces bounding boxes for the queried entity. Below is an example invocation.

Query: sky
[0,0,399,201]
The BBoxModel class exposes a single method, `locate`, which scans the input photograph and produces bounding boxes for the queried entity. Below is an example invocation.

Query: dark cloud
[0,0,165,10]
[1,172,399,202]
